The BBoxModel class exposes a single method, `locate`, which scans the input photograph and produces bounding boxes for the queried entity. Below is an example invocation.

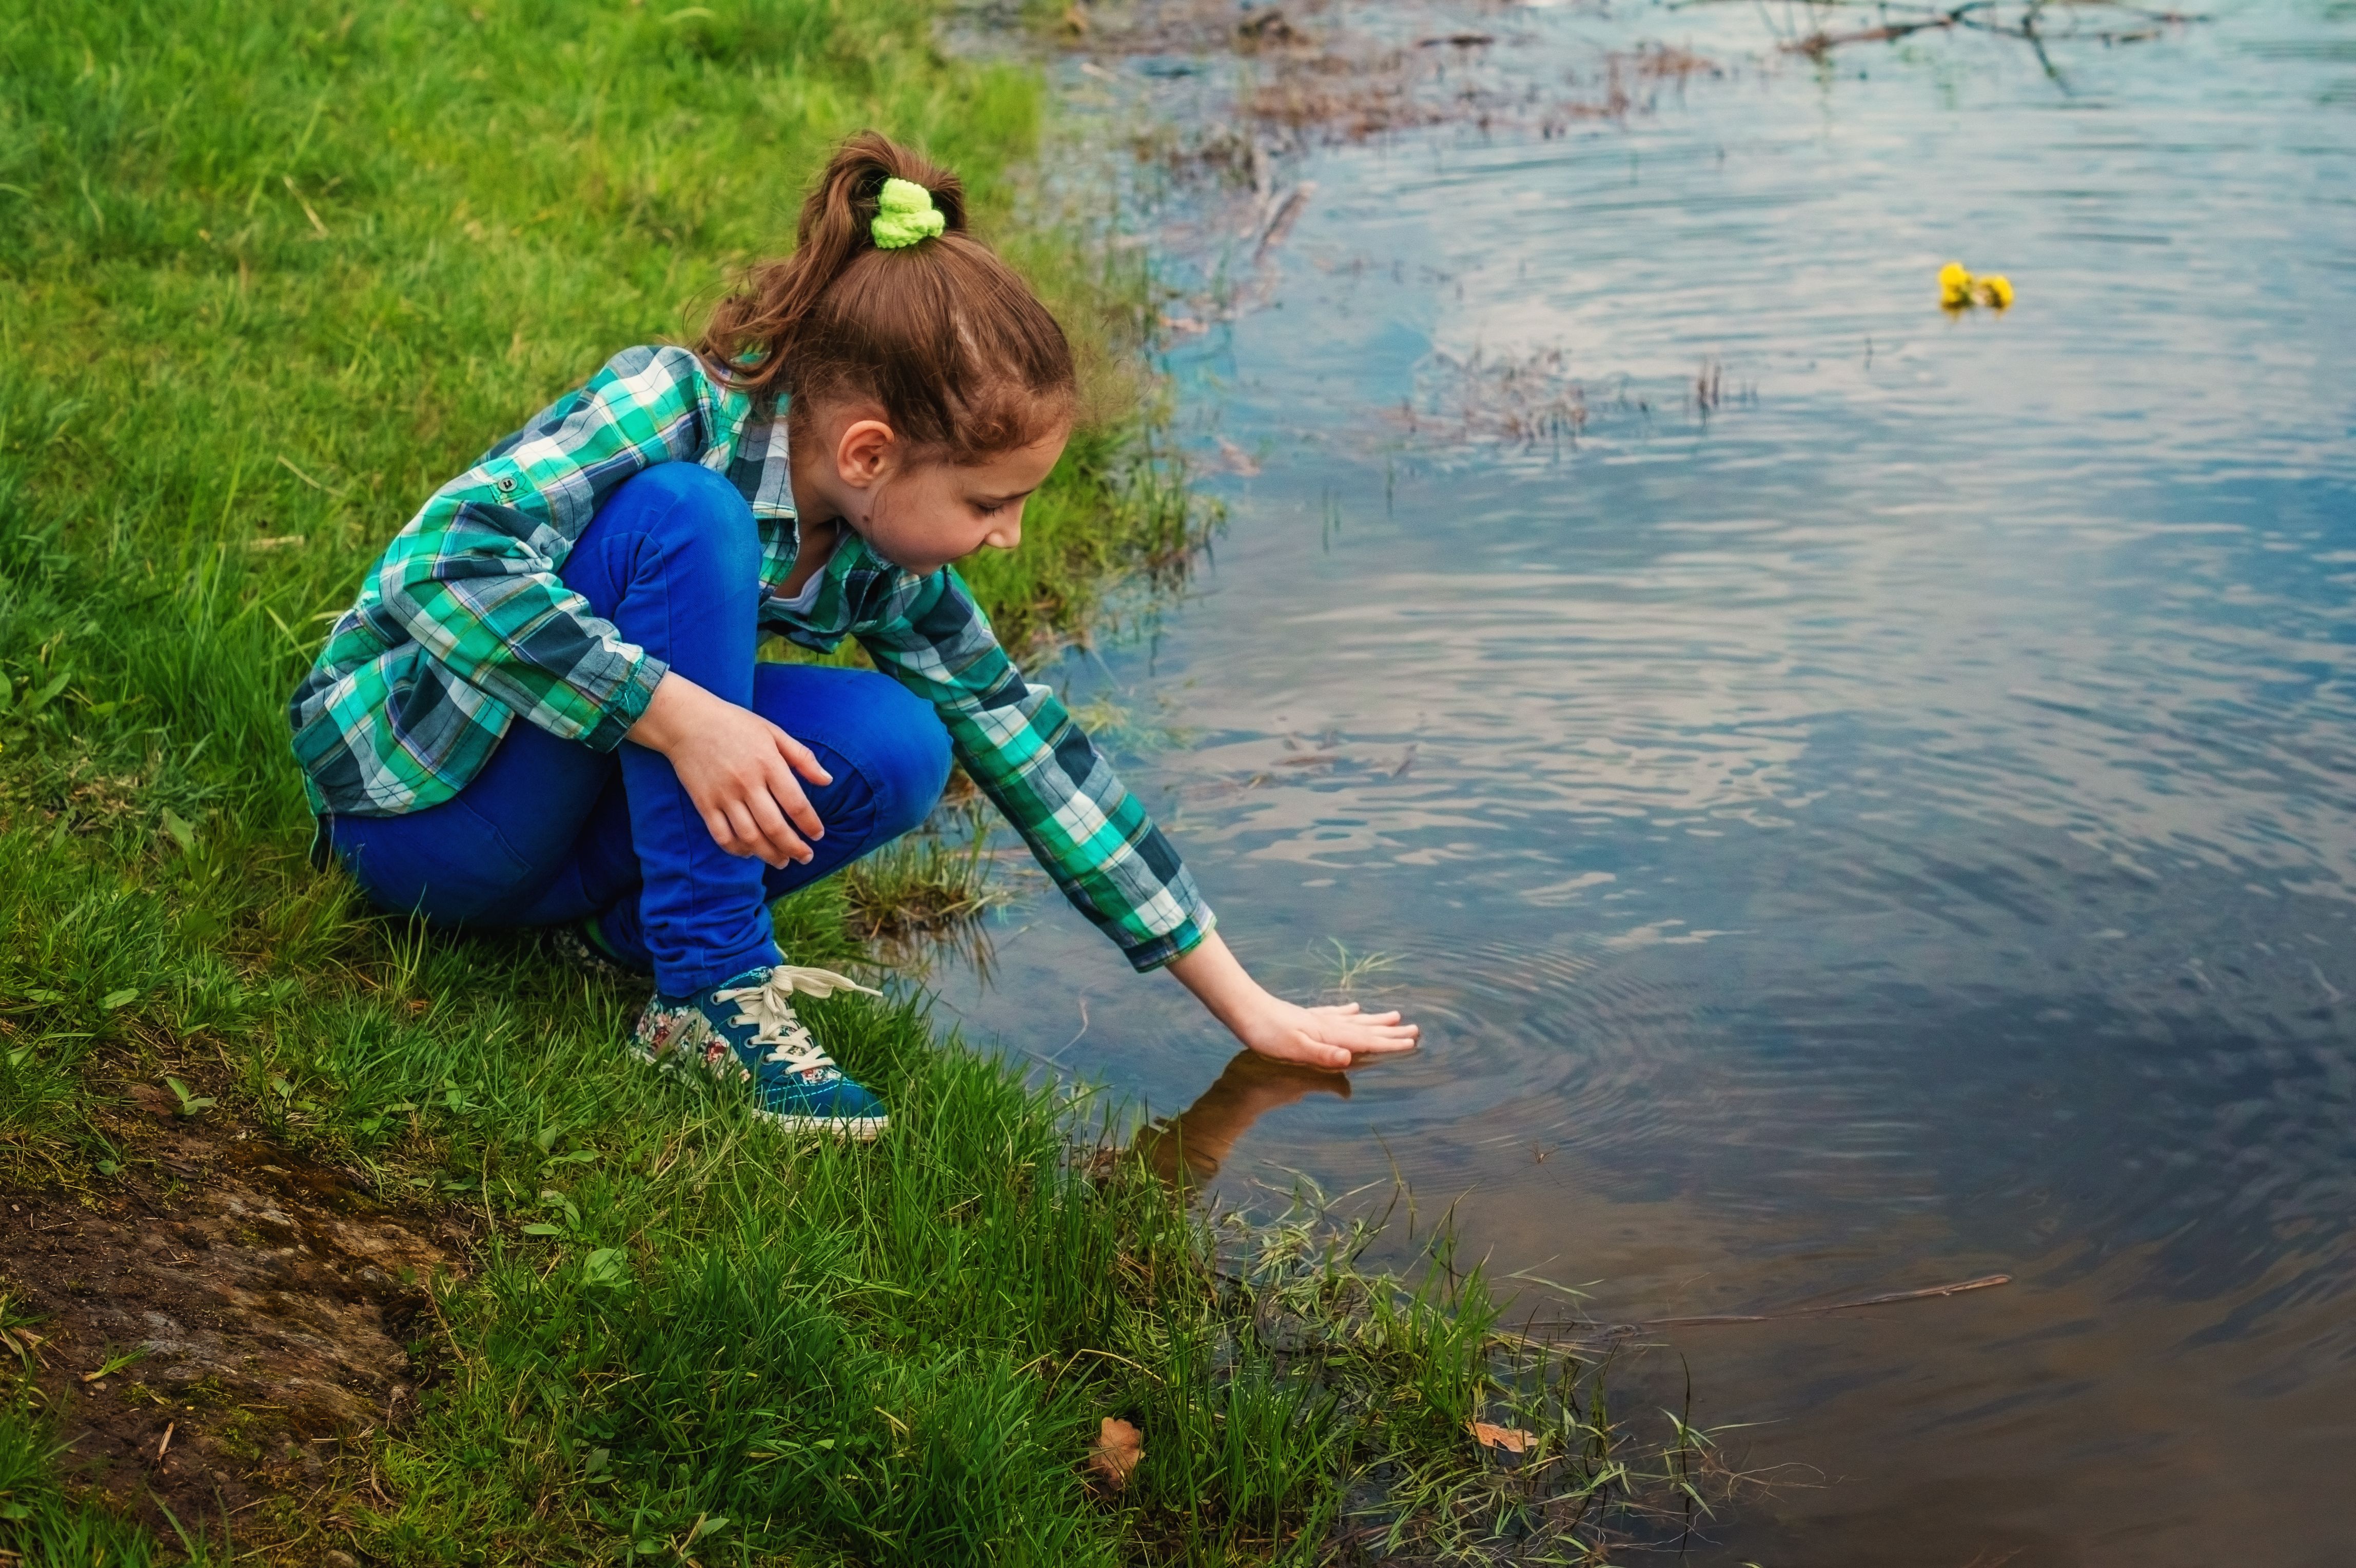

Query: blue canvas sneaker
[631,964,890,1139]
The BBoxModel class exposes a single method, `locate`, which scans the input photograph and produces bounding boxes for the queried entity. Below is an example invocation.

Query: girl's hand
[1167,930,1421,1070]
[626,673,831,867]
[1229,996,1421,1070]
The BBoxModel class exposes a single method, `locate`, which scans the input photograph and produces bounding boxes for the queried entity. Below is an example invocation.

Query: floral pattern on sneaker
[630,963,889,1139]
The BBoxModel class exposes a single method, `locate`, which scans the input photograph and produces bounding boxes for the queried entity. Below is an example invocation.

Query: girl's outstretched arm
[1167,931,1421,1070]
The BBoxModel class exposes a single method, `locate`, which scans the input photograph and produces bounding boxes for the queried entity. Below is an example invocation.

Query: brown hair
[697,131,1076,460]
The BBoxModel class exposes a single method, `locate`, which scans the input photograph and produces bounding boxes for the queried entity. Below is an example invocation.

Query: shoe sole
[627,1044,887,1140]
[756,1111,890,1141]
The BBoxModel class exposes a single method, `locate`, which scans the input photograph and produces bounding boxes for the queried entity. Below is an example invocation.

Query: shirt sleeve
[858,566,1215,972]
[373,344,719,749]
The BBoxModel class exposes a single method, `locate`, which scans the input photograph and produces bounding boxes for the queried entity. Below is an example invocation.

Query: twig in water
[1637,1271,2012,1327]
[1042,994,1091,1064]
[1524,1271,2014,1341]
[1253,183,1314,261]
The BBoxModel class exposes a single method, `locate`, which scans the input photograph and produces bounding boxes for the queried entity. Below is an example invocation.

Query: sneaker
[630,963,889,1139]
[551,915,647,981]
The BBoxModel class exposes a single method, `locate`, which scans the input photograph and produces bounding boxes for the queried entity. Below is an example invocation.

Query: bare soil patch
[3,1081,467,1546]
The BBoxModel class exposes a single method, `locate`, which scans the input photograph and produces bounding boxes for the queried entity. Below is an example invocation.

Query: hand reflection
[1134,1049,1352,1188]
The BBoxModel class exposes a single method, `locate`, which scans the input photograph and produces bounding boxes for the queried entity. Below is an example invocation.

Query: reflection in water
[934,2,2356,1561]
[1133,1050,1351,1188]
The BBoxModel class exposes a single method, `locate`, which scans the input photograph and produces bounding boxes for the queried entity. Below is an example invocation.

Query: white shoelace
[712,965,881,1074]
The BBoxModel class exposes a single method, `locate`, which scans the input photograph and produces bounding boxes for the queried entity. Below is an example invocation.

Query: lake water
[938,1,2356,1559]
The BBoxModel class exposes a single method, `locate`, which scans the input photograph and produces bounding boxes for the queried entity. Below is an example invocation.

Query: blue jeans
[321,463,952,997]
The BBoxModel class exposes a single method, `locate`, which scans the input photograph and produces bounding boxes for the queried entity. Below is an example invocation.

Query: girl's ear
[833,417,898,487]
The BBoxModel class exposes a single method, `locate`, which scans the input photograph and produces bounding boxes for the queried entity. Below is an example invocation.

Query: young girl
[289,133,1419,1138]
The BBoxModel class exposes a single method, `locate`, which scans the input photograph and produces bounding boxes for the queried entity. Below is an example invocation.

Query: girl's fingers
[1310,1012,1413,1037]
[764,756,825,842]
[719,799,769,862]
[701,808,738,854]
[1262,1018,1417,1069]
[1320,1018,1420,1055]
[1309,1004,1399,1024]
[742,785,810,866]
[1295,1032,1352,1070]
[769,723,835,788]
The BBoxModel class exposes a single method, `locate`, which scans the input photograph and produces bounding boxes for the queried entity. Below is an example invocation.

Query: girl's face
[795,399,1069,576]
[858,429,1067,575]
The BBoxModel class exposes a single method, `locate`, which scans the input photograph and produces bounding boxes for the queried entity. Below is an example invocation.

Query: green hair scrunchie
[871,177,946,249]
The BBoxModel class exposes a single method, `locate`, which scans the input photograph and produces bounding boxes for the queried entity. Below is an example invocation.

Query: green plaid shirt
[288,344,1212,971]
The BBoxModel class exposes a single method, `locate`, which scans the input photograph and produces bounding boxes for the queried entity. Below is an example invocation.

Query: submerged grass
[0,0,1701,1561]
[840,809,1008,945]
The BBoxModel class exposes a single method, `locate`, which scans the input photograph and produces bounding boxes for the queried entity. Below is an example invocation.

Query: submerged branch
[1663,0,2204,57]
[1515,1272,2015,1344]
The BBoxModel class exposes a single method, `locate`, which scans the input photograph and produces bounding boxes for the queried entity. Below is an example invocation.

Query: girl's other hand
[626,673,832,867]
[1167,930,1422,1070]
[1233,997,1420,1071]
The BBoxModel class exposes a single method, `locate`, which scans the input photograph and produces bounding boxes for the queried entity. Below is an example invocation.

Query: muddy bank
[4,1071,467,1547]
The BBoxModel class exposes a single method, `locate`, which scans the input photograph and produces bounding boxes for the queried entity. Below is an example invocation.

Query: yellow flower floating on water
[1937,260,2015,311]
[1938,260,1976,308]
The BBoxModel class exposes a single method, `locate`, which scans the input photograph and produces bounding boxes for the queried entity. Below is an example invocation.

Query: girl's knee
[618,459,743,513]
[875,702,953,836]
[605,463,759,573]
[846,677,951,836]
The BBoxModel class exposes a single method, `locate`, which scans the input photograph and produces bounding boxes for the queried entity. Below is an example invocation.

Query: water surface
[941,3,2356,1559]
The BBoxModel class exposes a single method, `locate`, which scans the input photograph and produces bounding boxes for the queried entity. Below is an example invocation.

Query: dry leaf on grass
[1090,1416,1144,1487]
[1468,1420,1536,1454]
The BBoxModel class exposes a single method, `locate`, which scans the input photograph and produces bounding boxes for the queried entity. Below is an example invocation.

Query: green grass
[0,0,1693,1562]
[0,1410,180,1567]
[841,804,1006,944]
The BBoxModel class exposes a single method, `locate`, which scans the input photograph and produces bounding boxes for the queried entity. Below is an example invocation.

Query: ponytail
[697,132,1076,460]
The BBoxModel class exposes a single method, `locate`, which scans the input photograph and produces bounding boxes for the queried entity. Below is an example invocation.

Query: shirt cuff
[1124,903,1216,974]
[581,651,670,752]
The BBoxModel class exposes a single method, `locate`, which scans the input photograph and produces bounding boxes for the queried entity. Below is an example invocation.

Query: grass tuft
[841,808,1008,947]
